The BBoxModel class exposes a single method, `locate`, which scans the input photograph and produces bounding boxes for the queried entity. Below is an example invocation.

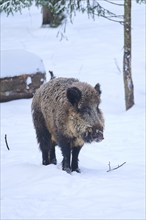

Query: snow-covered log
[0,72,45,102]
[0,50,46,102]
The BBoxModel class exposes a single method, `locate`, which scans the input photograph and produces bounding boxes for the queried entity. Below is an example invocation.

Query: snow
[1,2,145,220]
[26,76,32,86]
[1,49,45,77]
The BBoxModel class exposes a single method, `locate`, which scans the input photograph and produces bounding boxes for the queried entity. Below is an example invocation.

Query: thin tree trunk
[123,0,134,110]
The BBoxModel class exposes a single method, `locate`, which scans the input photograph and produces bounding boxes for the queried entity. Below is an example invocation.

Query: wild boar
[32,75,104,173]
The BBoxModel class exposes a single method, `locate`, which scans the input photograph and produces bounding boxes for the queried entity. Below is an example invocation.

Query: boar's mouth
[83,129,104,143]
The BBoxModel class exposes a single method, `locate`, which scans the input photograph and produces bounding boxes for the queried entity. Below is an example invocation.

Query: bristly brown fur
[32,77,104,173]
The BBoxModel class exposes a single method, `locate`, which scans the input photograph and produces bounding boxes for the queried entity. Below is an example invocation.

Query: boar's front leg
[50,143,57,165]
[71,146,82,173]
[62,147,71,174]
[58,134,71,174]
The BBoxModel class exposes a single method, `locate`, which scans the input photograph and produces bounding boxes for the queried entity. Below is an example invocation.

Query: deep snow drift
[1,1,145,220]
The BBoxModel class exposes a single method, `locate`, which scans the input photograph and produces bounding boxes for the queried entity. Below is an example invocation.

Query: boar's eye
[67,87,82,106]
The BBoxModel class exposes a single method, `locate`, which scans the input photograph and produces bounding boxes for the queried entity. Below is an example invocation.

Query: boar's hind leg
[37,126,51,166]
[71,147,82,173]
[32,110,55,165]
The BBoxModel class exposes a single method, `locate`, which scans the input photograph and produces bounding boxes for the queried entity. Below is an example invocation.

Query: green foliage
[0,0,33,15]
[1,0,145,27]
[0,0,66,27]
[35,0,65,7]
[66,0,123,24]
[0,0,124,25]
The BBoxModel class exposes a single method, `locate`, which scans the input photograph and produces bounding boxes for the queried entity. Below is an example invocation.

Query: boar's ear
[67,87,82,106]
[94,83,102,95]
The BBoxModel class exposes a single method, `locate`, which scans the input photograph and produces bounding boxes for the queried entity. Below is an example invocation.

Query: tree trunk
[42,3,65,28]
[123,0,134,110]
[42,5,52,25]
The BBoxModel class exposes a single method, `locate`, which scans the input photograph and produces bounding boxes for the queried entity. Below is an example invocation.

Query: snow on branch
[0,0,32,15]
[107,161,126,172]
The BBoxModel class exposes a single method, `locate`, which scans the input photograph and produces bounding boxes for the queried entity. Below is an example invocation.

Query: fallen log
[0,49,46,102]
[0,72,46,102]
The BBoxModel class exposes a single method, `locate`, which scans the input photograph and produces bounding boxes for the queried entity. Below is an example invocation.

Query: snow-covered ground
[1,2,145,220]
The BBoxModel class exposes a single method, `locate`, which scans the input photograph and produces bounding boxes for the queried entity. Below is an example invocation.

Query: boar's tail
[49,70,56,80]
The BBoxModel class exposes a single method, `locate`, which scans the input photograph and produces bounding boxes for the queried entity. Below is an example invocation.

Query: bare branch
[107,161,126,172]
[107,15,124,19]
[107,161,112,171]
[103,0,124,6]
[114,58,122,74]
[5,134,10,150]
[99,14,124,25]
[66,0,124,24]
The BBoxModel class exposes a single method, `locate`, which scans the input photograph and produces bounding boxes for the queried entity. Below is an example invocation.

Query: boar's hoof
[50,158,57,165]
[72,168,81,173]
[42,160,50,165]
[63,167,72,174]
[62,159,71,174]
[43,158,57,165]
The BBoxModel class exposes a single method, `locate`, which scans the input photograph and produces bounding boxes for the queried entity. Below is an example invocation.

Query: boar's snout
[92,130,104,142]
[83,127,104,143]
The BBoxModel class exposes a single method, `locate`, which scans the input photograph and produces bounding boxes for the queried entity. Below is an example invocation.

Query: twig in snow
[5,134,10,150]
[107,161,111,171]
[107,161,126,172]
